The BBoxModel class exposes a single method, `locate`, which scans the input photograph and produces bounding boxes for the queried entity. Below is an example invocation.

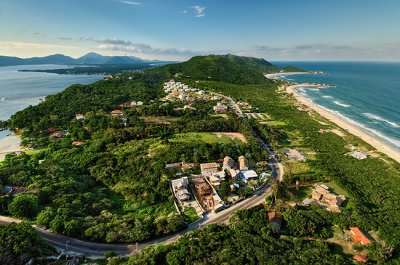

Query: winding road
[0,90,284,258]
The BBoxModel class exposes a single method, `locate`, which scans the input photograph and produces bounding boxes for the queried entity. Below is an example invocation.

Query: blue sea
[274,61,400,151]
[0,65,103,121]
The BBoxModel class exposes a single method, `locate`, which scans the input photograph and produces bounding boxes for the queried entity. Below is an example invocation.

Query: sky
[1,0,400,61]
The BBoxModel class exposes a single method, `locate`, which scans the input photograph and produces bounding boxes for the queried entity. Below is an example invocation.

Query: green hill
[161,54,285,85]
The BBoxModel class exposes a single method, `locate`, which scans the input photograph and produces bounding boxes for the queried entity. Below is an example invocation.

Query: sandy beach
[286,84,400,163]
[265,72,313,79]
[0,132,21,161]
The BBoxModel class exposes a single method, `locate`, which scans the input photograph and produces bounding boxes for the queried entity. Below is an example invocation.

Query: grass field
[259,120,286,127]
[169,132,246,144]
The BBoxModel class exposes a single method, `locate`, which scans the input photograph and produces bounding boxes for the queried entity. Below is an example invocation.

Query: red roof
[111,109,123,115]
[354,254,368,263]
[72,141,84,146]
[350,227,372,245]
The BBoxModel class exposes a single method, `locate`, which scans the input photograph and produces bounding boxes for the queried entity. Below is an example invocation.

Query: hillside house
[223,156,236,169]
[311,184,346,212]
[283,148,306,162]
[238,155,249,170]
[200,162,220,177]
[213,102,228,113]
[238,170,258,183]
[354,254,368,263]
[111,109,123,117]
[75,113,85,120]
[350,227,372,245]
[172,177,191,202]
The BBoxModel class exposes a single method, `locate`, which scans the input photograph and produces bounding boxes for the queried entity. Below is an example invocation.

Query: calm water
[274,61,400,151]
[0,65,103,121]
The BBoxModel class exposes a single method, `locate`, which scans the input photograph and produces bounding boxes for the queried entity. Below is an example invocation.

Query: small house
[111,109,123,117]
[350,227,372,245]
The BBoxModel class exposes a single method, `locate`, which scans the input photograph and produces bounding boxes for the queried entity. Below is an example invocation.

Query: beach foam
[333,101,350,107]
[322,95,333,99]
[363,113,400,128]
[317,105,400,149]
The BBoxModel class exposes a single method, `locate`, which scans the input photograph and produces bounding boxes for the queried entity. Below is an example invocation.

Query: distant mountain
[0,53,157,66]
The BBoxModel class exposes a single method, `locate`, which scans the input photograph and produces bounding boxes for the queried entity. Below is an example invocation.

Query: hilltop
[161,54,303,84]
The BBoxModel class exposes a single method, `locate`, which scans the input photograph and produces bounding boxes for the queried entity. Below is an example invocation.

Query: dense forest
[1,54,400,263]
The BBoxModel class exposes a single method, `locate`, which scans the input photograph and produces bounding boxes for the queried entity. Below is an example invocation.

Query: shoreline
[0,131,21,161]
[286,84,400,163]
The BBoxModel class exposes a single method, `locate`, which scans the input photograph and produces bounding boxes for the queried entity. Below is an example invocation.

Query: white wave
[317,105,400,149]
[333,101,351,107]
[308,88,320,92]
[1,98,5,101]
[322,95,333,99]
[363,113,400,128]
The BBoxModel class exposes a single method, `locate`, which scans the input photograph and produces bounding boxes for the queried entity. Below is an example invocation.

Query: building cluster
[162,80,228,113]
[119,100,144,108]
[223,155,264,184]
[303,184,346,212]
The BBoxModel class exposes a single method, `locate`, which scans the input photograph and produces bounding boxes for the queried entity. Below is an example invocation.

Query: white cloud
[192,5,206,17]
[182,10,188,14]
[118,1,142,5]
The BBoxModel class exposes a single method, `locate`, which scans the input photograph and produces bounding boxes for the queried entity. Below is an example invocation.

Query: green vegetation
[0,222,52,264]
[1,54,400,262]
[169,132,245,145]
[127,206,350,265]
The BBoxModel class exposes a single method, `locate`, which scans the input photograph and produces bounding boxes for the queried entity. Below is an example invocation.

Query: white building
[238,170,259,183]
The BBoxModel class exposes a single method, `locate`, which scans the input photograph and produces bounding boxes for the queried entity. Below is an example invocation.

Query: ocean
[273,61,400,152]
[0,64,103,121]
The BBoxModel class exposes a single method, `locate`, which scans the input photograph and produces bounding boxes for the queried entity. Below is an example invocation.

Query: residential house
[238,155,249,170]
[351,151,368,160]
[283,149,306,162]
[223,156,236,169]
[213,102,228,113]
[229,169,240,179]
[354,254,368,263]
[111,109,123,117]
[71,141,84,146]
[312,184,346,212]
[238,170,258,183]
[171,177,191,202]
[209,171,226,187]
[75,113,85,120]
[200,162,220,177]
[350,227,372,245]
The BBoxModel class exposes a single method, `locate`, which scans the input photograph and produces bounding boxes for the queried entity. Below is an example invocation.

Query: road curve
[0,187,271,258]
[0,89,283,258]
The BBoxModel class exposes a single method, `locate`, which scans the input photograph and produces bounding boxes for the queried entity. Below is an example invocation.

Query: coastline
[0,131,21,161]
[286,84,400,163]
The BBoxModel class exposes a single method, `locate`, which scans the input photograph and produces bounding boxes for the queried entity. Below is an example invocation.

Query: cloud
[118,0,141,5]
[58,36,73,40]
[192,5,206,17]
[182,10,188,14]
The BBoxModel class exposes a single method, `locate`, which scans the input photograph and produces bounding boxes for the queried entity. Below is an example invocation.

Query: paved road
[0,186,271,258]
[0,91,283,258]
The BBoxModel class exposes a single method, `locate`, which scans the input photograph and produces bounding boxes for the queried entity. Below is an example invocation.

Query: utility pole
[65,240,70,265]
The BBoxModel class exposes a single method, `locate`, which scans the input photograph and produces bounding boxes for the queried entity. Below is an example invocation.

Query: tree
[0,222,51,265]
[8,194,39,219]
